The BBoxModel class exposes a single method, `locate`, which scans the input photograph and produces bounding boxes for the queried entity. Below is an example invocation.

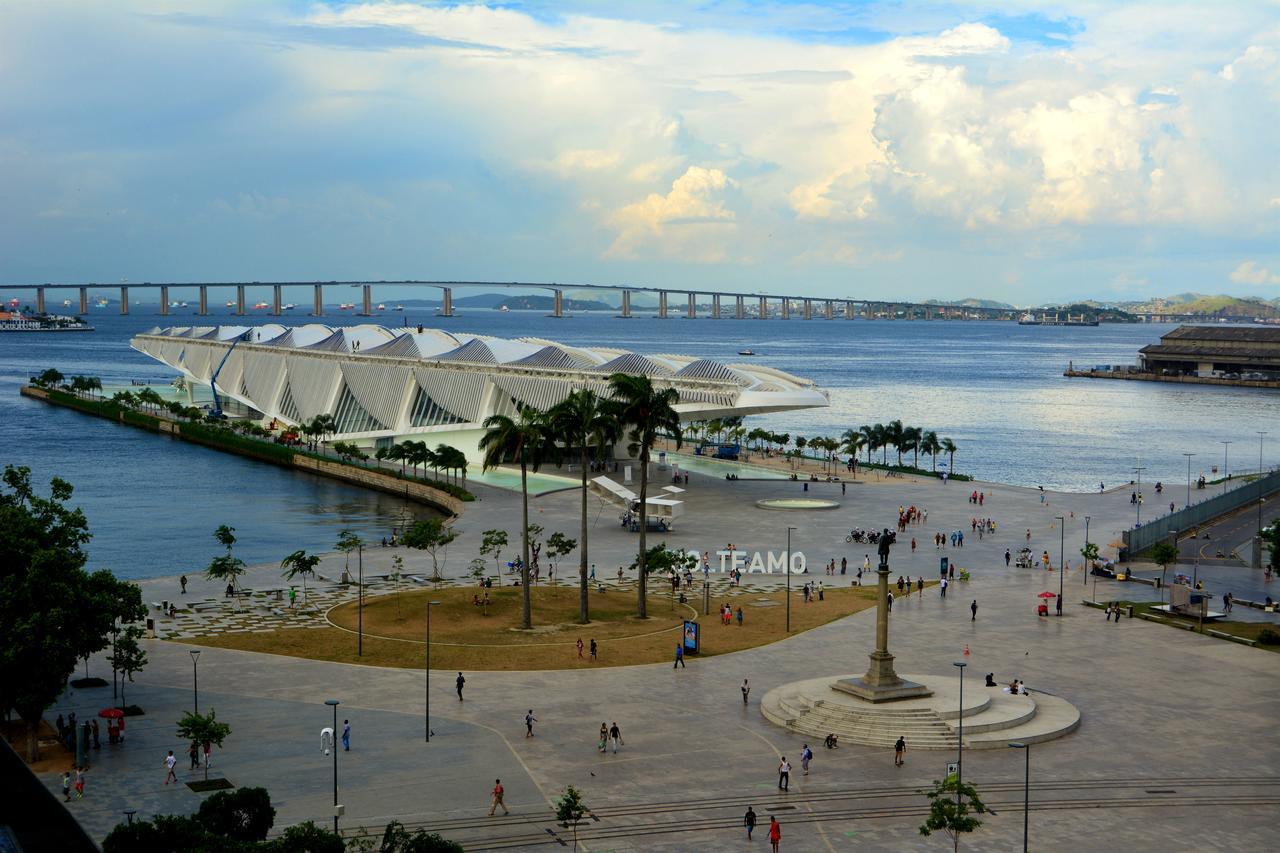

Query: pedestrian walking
[1105,605,1112,621]
[73,766,85,800]
[61,770,71,802]
[489,778,509,815]
[188,741,199,769]
[674,644,686,668]
[609,721,622,754]
[769,816,782,852]
[456,672,466,700]
[590,639,598,661]
[841,557,847,574]
[203,739,212,768]
[164,750,178,784]
[801,744,812,775]
[894,736,906,767]
[289,587,297,609]
[598,722,608,753]
[940,578,948,598]
[342,720,350,751]
[742,679,751,705]
[971,600,978,621]
[180,574,188,594]
[887,591,893,612]
[917,577,923,597]
[778,757,791,791]
[1005,548,1011,566]
[525,710,537,737]
[744,805,757,840]
[576,638,584,659]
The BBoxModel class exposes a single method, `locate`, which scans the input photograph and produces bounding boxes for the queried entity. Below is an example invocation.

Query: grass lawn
[187,582,881,670]
[1107,599,1280,653]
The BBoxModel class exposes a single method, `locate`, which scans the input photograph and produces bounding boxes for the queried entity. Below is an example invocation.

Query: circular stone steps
[762,674,1080,750]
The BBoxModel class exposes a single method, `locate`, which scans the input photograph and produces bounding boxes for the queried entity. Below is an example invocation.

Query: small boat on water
[252,301,269,309]
[737,349,756,356]
[394,305,405,311]
[95,297,109,307]
[1018,313,1041,325]
[376,303,386,311]
[283,303,296,310]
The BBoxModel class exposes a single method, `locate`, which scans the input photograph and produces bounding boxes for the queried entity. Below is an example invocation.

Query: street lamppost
[1182,452,1195,509]
[1009,742,1029,852]
[1221,441,1232,494]
[1083,516,1091,587]
[324,699,340,835]
[785,526,797,633]
[1258,432,1268,535]
[1055,517,1065,615]
[425,600,441,742]
[952,660,966,805]
[123,809,137,826]
[357,544,364,656]
[189,650,201,714]
[1133,462,1147,526]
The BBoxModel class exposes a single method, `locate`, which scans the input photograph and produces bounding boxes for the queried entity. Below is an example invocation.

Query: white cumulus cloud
[1229,261,1280,286]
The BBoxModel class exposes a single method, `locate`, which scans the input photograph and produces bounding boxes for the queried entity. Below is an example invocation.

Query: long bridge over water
[0,279,1024,321]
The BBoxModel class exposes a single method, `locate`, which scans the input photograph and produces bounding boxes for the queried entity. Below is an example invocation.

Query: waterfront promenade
[43,464,1280,850]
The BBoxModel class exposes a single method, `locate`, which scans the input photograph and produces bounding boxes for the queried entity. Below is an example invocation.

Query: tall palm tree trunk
[521,461,532,629]
[578,447,590,623]
[637,449,649,619]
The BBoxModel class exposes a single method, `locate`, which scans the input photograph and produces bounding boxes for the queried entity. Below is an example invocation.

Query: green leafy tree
[0,465,144,761]
[919,777,987,848]
[377,821,464,853]
[274,820,346,852]
[196,787,276,843]
[1149,541,1180,594]
[33,367,64,388]
[921,430,942,472]
[546,532,577,587]
[206,524,246,596]
[1080,541,1100,566]
[177,709,232,781]
[480,529,508,580]
[885,419,906,466]
[550,388,618,623]
[555,786,587,852]
[402,518,457,586]
[1262,516,1279,569]
[335,529,364,583]
[280,549,321,605]
[607,372,682,619]
[479,406,553,629]
[109,625,148,707]
[390,554,405,620]
[941,437,957,473]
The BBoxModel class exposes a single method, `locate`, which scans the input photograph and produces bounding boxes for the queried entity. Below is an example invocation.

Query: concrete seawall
[1064,369,1280,389]
[21,385,464,517]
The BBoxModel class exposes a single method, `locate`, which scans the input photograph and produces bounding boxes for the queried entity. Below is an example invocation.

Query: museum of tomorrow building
[131,324,828,459]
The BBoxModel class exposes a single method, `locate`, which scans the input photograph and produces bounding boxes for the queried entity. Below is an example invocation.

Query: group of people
[801,581,824,602]
[719,603,743,625]
[574,637,599,661]
[896,504,925,531]
[596,721,624,754]
[968,490,986,505]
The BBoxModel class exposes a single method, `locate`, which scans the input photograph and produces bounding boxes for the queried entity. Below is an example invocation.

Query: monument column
[834,534,932,702]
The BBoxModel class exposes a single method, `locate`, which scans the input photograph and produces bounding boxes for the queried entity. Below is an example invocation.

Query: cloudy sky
[2,1,1278,303]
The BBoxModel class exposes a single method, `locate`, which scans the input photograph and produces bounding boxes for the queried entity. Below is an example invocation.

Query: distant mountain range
[1074,293,1280,318]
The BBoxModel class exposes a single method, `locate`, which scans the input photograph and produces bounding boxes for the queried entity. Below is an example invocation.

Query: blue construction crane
[209,331,251,419]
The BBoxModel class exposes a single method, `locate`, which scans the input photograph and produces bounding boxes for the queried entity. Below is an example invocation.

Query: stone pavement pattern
[45,464,1280,851]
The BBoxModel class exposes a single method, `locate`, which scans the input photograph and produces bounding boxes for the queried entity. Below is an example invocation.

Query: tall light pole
[189,650,201,714]
[324,699,340,835]
[1258,432,1268,535]
[357,544,364,657]
[1009,742,1029,852]
[1133,462,1147,526]
[425,600,441,742]
[1221,441,1232,494]
[1182,452,1195,509]
[953,660,966,807]
[785,526,796,633]
[1055,517,1065,615]
[1083,516,1091,586]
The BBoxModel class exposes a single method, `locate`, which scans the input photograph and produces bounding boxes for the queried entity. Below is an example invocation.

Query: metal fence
[1123,469,1280,554]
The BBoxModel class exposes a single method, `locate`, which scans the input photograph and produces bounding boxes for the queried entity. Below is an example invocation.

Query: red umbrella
[1037,591,1057,599]
[98,708,125,719]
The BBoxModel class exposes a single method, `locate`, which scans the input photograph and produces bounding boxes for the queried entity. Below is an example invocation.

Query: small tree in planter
[480,529,508,581]
[1149,541,1179,601]
[919,777,987,850]
[390,555,405,621]
[402,518,457,587]
[546,532,577,587]
[108,625,148,710]
[280,549,321,607]
[177,709,232,782]
[335,529,364,585]
[555,786,587,851]
[205,525,246,602]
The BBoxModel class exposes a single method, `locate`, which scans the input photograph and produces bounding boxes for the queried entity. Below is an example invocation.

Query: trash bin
[145,617,155,638]
[1126,605,1135,618]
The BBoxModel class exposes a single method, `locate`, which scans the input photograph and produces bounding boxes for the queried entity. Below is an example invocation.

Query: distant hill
[1111,293,1280,318]
[494,295,616,312]
[924,297,1015,309]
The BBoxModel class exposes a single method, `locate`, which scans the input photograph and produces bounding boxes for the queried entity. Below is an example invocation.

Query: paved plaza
[44,460,1280,850]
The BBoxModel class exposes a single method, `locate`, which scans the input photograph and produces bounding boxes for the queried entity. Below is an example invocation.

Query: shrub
[196,786,276,842]
[1257,628,1280,646]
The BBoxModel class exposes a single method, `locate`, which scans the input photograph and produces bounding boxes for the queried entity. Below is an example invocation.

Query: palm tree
[941,437,957,474]
[840,429,865,470]
[607,373,682,619]
[921,430,942,472]
[858,424,876,465]
[885,419,906,466]
[479,406,552,629]
[550,388,619,624]
[903,426,922,469]
[280,549,321,605]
